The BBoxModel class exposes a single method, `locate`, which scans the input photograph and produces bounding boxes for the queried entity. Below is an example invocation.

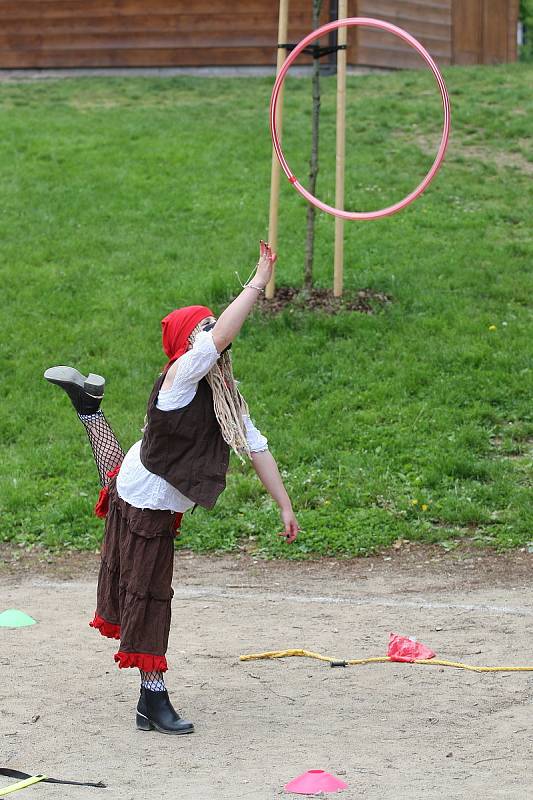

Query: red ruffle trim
[94,487,110,518]
[173,511,184,536]
[89,614,121,640]
[114,651,168,672]
[94,466,122,518]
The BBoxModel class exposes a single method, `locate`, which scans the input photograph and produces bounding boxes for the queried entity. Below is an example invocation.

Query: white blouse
[116,331,268,512]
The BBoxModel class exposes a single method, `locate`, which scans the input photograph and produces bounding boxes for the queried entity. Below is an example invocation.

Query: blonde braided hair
[188,322,251,461]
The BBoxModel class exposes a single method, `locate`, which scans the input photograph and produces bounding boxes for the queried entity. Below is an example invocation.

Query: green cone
[0,609,37,628]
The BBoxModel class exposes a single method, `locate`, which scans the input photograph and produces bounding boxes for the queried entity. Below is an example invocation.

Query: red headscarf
[161,305,215,369]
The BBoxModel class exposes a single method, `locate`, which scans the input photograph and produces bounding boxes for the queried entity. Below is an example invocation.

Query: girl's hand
[278,508,300,544]
[255,240,277,288]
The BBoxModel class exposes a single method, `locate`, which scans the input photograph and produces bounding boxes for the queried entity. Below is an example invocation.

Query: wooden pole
[333,0,347,297]
[266,0,290,300]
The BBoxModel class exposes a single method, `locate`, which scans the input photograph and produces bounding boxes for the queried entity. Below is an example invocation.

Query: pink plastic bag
[388,632,436,662]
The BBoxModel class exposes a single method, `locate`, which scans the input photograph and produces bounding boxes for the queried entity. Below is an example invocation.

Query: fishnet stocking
[140,670,166,692]
[78,411,125,487]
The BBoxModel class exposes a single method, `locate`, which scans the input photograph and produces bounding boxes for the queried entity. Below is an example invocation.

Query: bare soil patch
[410,132,533,175]
[1,543,532,800]
[1,540,532,588]
[257,286,392,315]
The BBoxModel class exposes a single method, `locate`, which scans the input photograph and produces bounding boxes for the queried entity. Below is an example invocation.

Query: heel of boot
[84,373,105,395]
[136,712,153,731]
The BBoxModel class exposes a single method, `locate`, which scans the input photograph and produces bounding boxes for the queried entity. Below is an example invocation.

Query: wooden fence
[0,0,519,69]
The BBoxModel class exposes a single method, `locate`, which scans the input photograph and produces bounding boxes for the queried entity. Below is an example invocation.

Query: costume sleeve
[157,331,220,411]
[243,414,269,453]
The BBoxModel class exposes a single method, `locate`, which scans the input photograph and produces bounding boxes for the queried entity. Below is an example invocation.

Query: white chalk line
[173,586,533,616]
[28,580,533,617]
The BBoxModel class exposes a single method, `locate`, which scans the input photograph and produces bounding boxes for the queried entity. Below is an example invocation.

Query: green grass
[0,64,532,558]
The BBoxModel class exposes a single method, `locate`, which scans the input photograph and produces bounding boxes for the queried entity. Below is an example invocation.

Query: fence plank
[0,46,281,68]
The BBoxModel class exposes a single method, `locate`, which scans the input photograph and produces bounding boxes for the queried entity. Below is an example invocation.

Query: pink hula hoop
[270,17,451,221]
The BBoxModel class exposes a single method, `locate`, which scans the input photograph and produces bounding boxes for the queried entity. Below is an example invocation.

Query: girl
[44,242,299,735]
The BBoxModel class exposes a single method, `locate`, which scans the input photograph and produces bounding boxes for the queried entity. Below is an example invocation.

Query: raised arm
[211,241,276,354]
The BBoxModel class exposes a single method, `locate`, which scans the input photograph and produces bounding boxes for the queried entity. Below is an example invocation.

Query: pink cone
[284,770,348,795]
[388,632,436,662]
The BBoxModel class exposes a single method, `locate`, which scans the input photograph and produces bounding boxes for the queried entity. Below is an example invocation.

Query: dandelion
[421,504,428,512]
[488,325,497,331]
[411,499,419,506]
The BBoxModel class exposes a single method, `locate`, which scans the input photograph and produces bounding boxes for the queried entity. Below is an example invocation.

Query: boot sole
[136,711,194,735]
[44,366,105,397]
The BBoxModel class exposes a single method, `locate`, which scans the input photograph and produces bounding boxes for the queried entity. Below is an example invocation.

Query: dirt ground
[1,543,532,800]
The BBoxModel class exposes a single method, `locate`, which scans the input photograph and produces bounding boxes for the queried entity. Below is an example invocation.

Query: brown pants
[90,480,178,672]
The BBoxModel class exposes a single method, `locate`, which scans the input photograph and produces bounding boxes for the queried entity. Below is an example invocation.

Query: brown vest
[139,372,230,510]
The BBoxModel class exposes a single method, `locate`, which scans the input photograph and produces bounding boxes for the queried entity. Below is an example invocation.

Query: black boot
[44,366,105,415]
[136,688,194,735]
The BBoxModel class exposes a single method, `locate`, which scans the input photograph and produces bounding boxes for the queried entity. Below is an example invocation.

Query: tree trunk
[303,0,322,292]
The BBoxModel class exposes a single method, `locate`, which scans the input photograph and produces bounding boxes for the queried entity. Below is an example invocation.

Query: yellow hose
[0,775,46,797]
[239,649,533,673]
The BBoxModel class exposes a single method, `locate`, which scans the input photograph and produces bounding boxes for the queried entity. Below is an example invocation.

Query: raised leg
[44,365,124,486]
[78,411,125,487]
